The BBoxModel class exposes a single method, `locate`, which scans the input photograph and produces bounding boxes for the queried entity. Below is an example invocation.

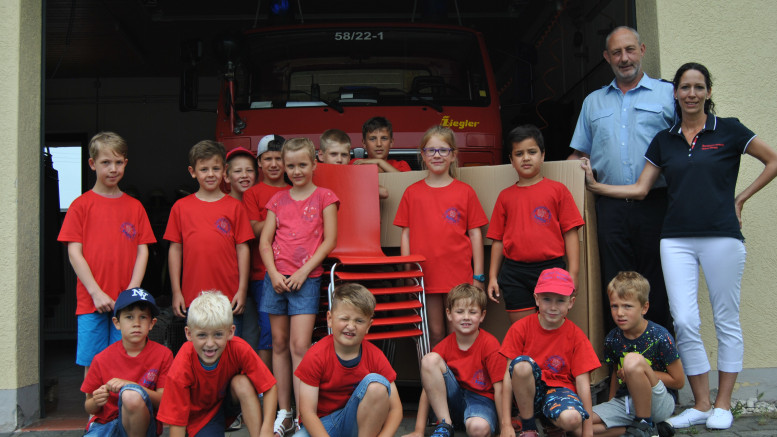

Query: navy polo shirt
[645,115,755,240]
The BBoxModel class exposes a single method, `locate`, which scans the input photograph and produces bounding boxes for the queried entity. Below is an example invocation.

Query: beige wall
[644,1,777,369]
[0,0,42,428]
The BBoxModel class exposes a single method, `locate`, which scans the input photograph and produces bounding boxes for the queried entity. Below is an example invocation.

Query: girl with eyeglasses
[393,125,488,348]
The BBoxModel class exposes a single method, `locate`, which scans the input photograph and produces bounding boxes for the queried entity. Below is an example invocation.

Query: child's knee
[230,374,256,398]
[622,352,649,375]
[554,408,583,431]
[464,417,491,437]
[421,352,445,371]
[510,359,534,380]
[363,380,389,402]
[120,389,146,414]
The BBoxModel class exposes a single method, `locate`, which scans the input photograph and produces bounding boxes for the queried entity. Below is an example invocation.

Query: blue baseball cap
[114,287,160,317]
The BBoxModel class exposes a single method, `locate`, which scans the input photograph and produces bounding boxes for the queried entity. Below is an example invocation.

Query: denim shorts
[441,367,498,433]
[77,312,122,366]
[509,356,588,421]
[250,279,273,350]
[84,384,156,437]
[193,386,242,437]
[259,274,321,316]
[296,373,390,437]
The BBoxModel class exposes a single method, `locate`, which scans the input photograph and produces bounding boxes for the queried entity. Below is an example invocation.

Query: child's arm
[127,244,149,289]
[232,242,250,314]
[378,381,403,437]
[84,386,110,415]
[67,242,114,313]
[574,372,594,437]
[260,385,278,437]
[250,220,264,239]
[468,227,485,290]
[353,158,399,173]
[500,359,516,437]
[656,359,685,391]
[298,381,328,437]
[258,210,290,293]
[492,381,512,437]
[607,368,619,400]
[379,184,389,199]
[563,228,580,289]
[487,240,504,303]
[103,378,165,408]
[402,389,429,437]
[168,426,186,437]
[168,242,186,317]
[285,203,338,291]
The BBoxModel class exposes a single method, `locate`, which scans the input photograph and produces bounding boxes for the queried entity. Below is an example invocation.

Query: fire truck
[213,22,503,167]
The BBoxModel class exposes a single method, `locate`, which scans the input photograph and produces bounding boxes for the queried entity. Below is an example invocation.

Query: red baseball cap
[534,268,575,296]
[225,146,255,162]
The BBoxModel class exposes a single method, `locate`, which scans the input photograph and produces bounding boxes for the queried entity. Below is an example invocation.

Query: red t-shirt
[242,182,290,281]
[266,187,339,278]
[393,179,488,293]
[432,329,505,400]
[348,158,411,172]
[294,335,397,418]
[58,191,156,315]
[499,315,600,391]
[81,340,173,434]
[157,337,276,437]
[163,194,255,305]
[486,178,584,262]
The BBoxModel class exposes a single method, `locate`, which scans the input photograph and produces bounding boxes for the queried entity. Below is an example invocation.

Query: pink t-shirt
[266,187,339,277]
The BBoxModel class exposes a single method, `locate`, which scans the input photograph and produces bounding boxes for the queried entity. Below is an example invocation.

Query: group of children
[58,117,685,437]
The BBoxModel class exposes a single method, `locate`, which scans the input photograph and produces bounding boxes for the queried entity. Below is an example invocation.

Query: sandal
[273,409,294,437]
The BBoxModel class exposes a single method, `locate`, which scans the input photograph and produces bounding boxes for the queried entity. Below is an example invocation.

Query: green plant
[731,400,745,419]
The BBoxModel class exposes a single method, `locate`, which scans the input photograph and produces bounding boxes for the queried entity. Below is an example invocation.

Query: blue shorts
[509,356,589,421]
[193,385,242,437]
[259,274,321,316]
[250,279,273,350]
[441,367,498,433]
[296,374,390,437]
[84,384,156,437]
[77,312,122,366]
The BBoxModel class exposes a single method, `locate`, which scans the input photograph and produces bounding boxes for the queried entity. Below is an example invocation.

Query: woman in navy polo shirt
[581,62,777,431]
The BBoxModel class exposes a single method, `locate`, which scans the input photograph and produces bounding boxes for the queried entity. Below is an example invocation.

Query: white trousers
[660,237,746,376]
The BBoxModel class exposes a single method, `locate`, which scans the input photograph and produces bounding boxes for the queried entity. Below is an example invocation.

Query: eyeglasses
[422,147,453,157]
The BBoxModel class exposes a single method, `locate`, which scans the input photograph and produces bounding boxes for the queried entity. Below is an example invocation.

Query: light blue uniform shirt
[570,73,675,186]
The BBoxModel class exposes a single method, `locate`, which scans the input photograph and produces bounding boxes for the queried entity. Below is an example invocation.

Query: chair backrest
[313,163,385,258]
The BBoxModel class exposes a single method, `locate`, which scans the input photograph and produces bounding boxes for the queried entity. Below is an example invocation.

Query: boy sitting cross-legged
[81,288,173,437]
[500,268,600,437]
[403,283,507,437]
[294,283,403,437]
[157,291,278,437]
[592,272,684,437]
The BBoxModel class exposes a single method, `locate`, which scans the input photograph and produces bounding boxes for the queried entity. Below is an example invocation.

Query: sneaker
[227,413,243,431]
[517,431,539,437]
[430,420,454,437]
[705,407,734,430]
[624,419,658,437]
[666,407,712,428]
[656,421,675,437]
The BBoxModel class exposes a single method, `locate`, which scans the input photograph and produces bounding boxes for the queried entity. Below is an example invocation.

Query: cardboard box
[379,161,608,384]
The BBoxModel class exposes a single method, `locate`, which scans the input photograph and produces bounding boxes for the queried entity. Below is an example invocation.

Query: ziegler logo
[440,116,480,129]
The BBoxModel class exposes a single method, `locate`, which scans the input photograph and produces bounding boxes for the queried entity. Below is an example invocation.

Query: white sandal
[273,409,294,437]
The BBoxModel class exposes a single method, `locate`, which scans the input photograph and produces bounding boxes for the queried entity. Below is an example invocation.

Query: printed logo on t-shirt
[141,368,159,389]
[544,355,567,374]
[443,207,463,224]
[120,222,137,240]
[471,369,487,389]
[701,143,724,151]
[532,206,552,225]
[215,217,232,235]
[302,204,319,222]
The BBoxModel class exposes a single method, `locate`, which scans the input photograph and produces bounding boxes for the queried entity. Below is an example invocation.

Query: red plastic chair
[313,163,430,362]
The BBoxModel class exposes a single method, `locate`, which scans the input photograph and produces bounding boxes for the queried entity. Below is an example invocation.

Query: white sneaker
[706,407,733,429]
[666,408,713,428]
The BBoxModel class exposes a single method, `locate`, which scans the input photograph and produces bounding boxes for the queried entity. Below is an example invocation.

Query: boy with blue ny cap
[81,288,173,437]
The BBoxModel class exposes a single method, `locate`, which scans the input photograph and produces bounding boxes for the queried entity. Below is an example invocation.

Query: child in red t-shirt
[164,141,254,326]
[499,268,600,437]
[82,288,172,437]
[487,125,584,324]
[394,125,488,348]
[258,138,339,435]
[58,132,156,373]
[351,116,411,172]
[295,283,402,437]
[157,291,277,437]
[242,135,289,369]
[321,128,389,198]
[404,284,506,437]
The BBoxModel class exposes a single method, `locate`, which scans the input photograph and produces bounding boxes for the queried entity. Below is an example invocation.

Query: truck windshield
[236,26,491,110]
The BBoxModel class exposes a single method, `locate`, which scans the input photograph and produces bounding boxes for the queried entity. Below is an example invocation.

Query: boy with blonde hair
[318,129,352,165]
[157,291,277,437]
[294,283,403,437]
[592,272,684,437]
[164,141,254,329]
[58,131,156,373]
[499,268,600,437]
[82,288,172,437]
[404,284,506,437]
